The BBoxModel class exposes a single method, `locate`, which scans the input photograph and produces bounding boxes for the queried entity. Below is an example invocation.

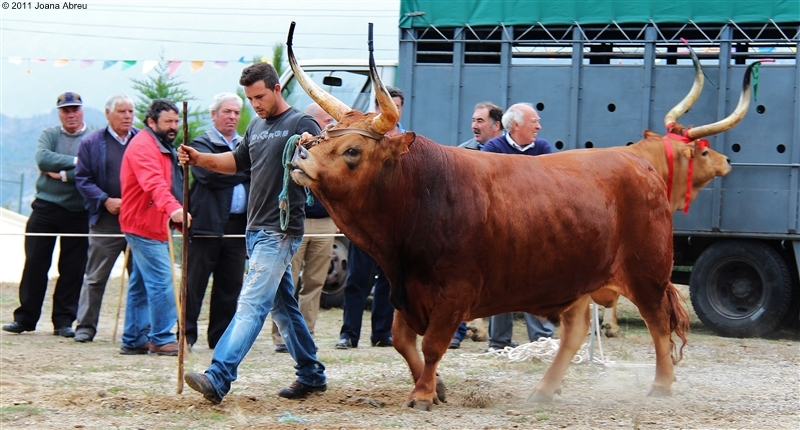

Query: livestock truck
[280,0,800,338]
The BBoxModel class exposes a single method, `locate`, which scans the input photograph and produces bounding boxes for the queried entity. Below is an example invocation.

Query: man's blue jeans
[204,230,326,399]
[488,312,554,348]
[122,233,177,348]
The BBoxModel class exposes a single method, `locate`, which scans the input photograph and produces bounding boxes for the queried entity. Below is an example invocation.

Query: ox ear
[385,131,415,157]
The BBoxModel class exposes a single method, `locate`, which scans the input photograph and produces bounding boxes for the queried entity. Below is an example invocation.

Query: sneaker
[2,322,33,334]
[149,341,179,356]
[335,338,355,349]
[449,338,462,349]
[275,344,289,353]
[53,326,75,338]
[277,381,326,399]
[74,331,93,343]
[371,337,393,347]
[184,372,222,405]
[120,341,152,355]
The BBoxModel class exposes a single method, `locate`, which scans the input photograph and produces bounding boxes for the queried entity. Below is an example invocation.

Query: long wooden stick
[177,101,190,394]
[111,245,130,343]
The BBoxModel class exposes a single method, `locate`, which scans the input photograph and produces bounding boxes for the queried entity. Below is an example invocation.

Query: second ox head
[286,22,414,198]
[657,50,772,196]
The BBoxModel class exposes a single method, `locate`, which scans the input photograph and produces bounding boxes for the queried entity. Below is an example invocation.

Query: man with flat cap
[3,92,91,338]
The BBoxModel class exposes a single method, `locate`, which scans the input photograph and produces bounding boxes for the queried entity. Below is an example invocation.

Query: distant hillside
[0,108,106,215]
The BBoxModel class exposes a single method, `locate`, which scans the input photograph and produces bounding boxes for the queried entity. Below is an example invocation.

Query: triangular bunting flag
[168,61,182,77]
[190,61,204,73]
[142,60,158,74]
[214,61,228,68]
[54,59,70,67]
[260,57,269,63]
[8,57,22,65]
[121,60,137,71]
[80,60,94,69]
[32,58,48,63]
[103,60,118,70]
[238,56,247,63]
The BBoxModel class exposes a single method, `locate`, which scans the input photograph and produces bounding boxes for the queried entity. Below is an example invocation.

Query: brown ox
[286,23,690,410]
[599,57,766,337]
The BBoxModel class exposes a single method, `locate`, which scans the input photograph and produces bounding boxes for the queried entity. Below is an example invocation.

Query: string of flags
[6,56,272,76]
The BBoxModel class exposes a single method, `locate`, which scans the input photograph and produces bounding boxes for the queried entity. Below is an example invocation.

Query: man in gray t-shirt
[179,62,327,405]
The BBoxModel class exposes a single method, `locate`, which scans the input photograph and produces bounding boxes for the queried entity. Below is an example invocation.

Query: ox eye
[701,150,709,156]
[344,148,360,157]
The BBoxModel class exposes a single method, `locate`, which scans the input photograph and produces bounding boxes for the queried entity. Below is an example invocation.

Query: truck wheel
[320,238,348,309]
[690,240,792,338]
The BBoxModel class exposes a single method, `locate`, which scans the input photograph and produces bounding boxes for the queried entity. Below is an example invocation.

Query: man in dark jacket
[73,93,138,343]
[185,92,250,349]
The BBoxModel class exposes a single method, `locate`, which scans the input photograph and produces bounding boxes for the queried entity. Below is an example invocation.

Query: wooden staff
[177,101,190,394]
[111,245,131,343]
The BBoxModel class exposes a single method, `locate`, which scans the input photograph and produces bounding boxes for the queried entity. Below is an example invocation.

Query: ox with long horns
[287,22,689,410]
[598,48,772,337]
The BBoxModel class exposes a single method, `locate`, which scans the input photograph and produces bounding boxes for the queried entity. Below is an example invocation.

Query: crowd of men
[2,62,557,403]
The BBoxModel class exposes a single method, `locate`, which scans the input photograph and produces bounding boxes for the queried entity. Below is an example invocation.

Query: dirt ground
[0,281,798,429]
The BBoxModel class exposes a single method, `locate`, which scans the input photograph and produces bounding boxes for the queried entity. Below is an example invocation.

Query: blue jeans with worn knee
[203,230,326,399]
[122,233,177,348]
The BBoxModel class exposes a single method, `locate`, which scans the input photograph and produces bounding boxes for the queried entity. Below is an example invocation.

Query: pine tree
[130,54,208,147]
[236,87,255,136]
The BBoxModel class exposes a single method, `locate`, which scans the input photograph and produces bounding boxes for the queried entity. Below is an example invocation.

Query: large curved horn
[286,22,349,121]
[687,59,774,140]
[664,39,704,128]
[368,23,398,134]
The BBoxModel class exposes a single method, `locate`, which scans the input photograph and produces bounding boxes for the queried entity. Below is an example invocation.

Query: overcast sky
[0,0,401,117]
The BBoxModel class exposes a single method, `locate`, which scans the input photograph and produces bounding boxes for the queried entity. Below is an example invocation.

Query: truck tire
[319,238,348,309]
[690,240,792,338]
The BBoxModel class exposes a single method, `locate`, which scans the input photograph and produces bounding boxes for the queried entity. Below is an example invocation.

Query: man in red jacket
[118,99,190,356]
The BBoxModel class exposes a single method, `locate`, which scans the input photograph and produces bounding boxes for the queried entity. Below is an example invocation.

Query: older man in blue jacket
[73,94,138,343]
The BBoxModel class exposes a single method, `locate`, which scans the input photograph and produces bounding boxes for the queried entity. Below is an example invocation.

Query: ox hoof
[435,375,447,403]
[647,385,672,397]
[601,323,620,338]
[526,390,554,404]
[406,398,436,411]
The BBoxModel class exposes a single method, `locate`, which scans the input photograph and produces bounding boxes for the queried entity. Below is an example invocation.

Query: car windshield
[282,70,372,113]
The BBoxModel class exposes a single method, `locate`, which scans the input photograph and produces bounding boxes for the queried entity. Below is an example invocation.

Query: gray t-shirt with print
[232,107,320,236]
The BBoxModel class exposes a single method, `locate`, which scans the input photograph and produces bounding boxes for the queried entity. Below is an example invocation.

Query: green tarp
[399,0,800,28]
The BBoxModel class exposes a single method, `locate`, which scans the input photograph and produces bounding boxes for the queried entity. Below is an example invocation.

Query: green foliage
[129,53,208,147]
[272,43,285,77]
[236,87,255,136]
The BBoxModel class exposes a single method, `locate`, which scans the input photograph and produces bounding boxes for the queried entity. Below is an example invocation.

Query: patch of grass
[108,386,122,394]
[204,411,226,421]
[0,404,45,420]
[322,354,355,364]
[536,415,550,421]
[99,410,134,418]
[383,421,405,428]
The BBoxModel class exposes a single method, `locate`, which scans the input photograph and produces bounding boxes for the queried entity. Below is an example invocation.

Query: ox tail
[666,283,690,364]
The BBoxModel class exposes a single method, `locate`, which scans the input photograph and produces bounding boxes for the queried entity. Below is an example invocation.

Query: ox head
[655,52,772,209]
[286,22,414,199]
